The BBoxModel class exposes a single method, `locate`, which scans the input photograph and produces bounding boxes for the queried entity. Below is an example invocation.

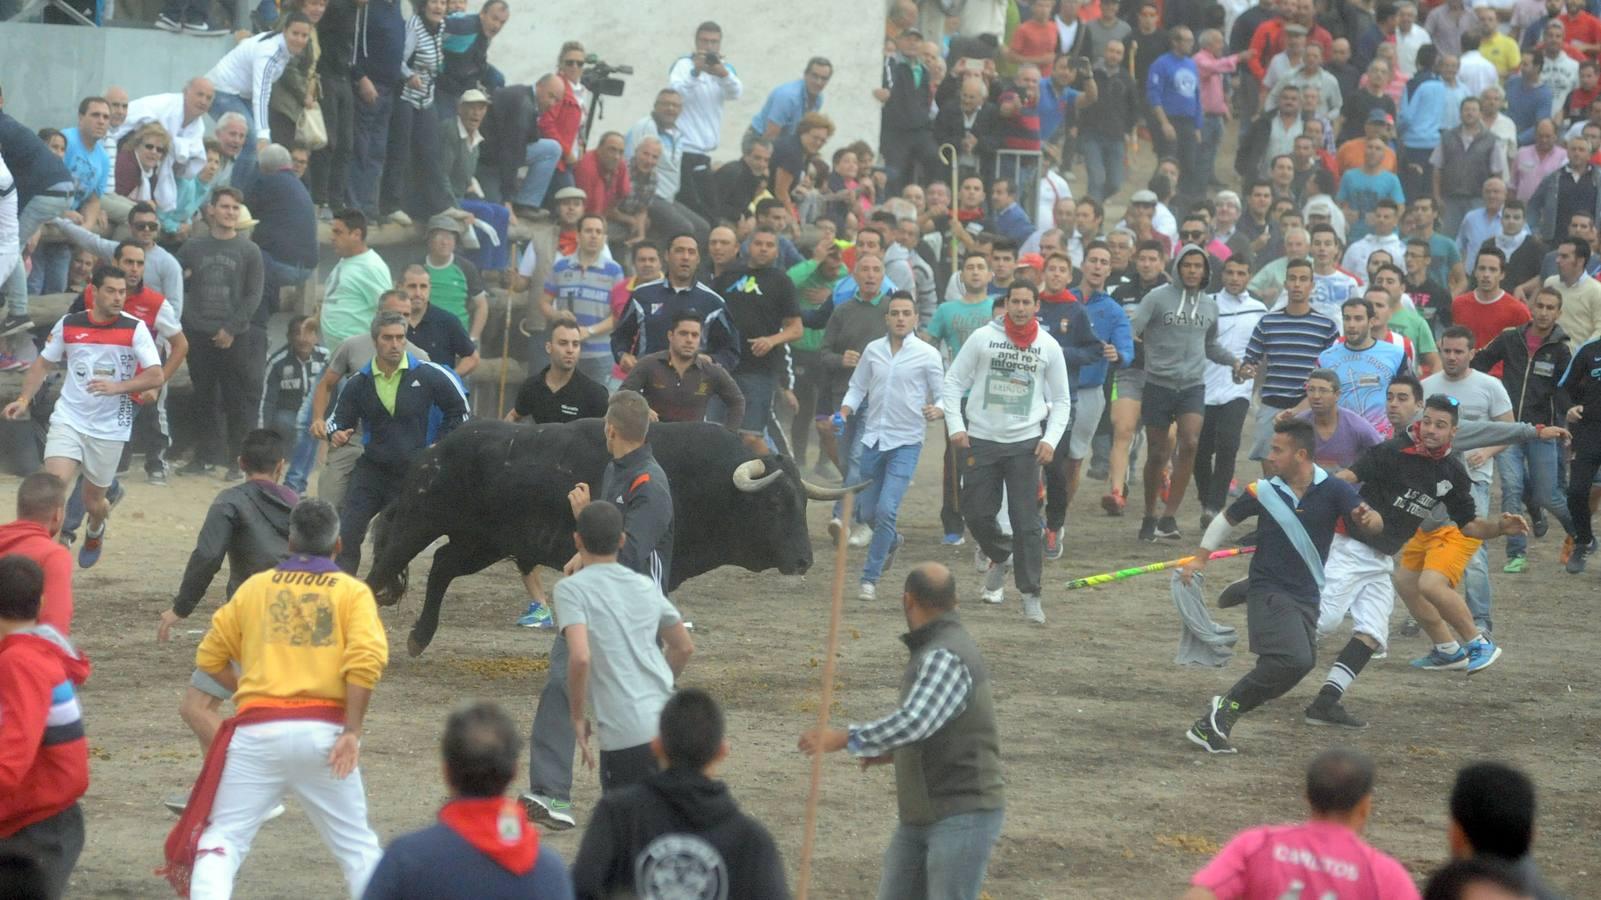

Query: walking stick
[1064,546,1255,591]
[795,492,854,900]
[496,242,517,417]
[938,142,959,259]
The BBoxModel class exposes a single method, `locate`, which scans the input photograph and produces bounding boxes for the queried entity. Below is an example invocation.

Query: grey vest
[893,613,1005,826]
[1439,128,1498,199]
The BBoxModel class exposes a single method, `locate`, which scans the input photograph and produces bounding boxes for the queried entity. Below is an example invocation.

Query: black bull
[364,418,861,656]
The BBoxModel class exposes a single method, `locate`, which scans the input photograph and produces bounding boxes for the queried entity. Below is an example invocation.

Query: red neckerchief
[438,797,540,875]
[956,207,985,223]
[1400,420,1451,459]
[1038,289,1078,304]
[1003,316,1039,349]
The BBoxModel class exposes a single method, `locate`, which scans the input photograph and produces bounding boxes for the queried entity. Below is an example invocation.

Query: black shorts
[1140,382,1206,428]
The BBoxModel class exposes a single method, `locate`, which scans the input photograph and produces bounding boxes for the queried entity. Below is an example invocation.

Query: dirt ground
[45,423,1601,899]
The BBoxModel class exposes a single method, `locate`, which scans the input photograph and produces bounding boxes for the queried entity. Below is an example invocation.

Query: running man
[1103,239,1169,516]
[924,254,999,545]
[1316,291,1410,435]
[2,264,163,568]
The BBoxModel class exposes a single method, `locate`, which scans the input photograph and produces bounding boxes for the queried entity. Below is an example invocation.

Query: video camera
[581,53,633,98]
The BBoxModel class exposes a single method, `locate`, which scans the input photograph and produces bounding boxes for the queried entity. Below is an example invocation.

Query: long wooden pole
[795,492,854,900]
[496,242,518,417]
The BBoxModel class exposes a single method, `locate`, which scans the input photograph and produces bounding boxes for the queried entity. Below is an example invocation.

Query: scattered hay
[1155,833,1222,854]
[443,656,551,679]
[89,746,113,761]
[1405,744,1445,757]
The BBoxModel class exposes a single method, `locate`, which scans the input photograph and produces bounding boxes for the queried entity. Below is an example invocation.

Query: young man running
[925,254,1000,545]
[1103,239,1169,516]
[1316,292,1409,435]
[1038,252,1113,558]
[3,264,163,568]
[1195,257,1267,527]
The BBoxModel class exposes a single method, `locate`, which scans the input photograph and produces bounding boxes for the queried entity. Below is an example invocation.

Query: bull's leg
[408,540,507,657]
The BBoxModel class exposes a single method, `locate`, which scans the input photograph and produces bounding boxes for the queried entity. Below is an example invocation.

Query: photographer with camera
[668,21,743,218]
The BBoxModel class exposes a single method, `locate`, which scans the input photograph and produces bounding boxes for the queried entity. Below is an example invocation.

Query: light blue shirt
[1456,207,1504,267]
[841,334,945,451]
[60,127,107,210]
[749,79,822,138]
[1398,78,1446,150]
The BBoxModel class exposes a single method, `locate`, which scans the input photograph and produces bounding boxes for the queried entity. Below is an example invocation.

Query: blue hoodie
[1398,74,1445,150]
[1146,52,1201,122]
[1039,290,1105,390]
[350,0,407,87]
[1077,290,1135,388]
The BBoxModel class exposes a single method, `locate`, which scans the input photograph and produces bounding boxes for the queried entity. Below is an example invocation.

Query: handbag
[297,103,329,151]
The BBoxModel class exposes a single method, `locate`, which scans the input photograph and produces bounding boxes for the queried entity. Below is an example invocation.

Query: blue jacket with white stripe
[328,352,468,470]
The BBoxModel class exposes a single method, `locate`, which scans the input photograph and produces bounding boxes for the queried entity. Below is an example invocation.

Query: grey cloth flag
[1170,571,1237,667]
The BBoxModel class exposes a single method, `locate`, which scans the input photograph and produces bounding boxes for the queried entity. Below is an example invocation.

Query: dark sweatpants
[961,437,1044,596]
[599,743,660,794]
[336,455,406,574]
[1226,591,1319,715]
[1194,398,1250,514]
[0,803,84,900]
[185,330,255,468]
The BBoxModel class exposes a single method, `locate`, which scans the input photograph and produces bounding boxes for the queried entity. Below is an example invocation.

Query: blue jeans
[350,84,395,217]
[3,191,72,317]
[857,442,921,584]
[513,139,562,209]
[268,397,319,495]
[260,252,315,321]
[1498,441,1573,559]
[1199,113,1226,188]
[26,240,71,295]
[211,93,259,195]
[1465,481,1493,632]
[1081,134,1125,202]
[875,807,1004,900]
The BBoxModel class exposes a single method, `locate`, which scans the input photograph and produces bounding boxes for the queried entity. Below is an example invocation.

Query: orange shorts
[1399,526,1481,587]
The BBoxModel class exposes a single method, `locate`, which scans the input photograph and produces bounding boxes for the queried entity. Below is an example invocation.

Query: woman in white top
[203,12,313,193]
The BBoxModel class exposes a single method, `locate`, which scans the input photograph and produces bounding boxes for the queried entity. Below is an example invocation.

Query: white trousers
[190,720,382,899]
[1317,533,1396,650]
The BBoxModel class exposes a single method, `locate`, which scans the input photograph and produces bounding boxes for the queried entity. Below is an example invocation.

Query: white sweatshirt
[942,319,1072,448]
[205,32,293,131]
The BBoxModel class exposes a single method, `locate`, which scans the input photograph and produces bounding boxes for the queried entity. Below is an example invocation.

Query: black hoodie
[172,480,297,618]
[570,767,790,900]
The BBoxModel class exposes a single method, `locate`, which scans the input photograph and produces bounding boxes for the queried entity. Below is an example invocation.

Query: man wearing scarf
[941,281,1072,626]
[363,702,573,898]
[162,499,387,898]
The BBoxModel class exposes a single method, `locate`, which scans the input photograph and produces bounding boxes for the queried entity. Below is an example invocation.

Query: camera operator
[668,20,743,218]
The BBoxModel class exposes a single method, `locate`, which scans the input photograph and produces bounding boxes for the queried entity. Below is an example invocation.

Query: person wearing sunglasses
[49,201,186,313]
[108,122,173,227]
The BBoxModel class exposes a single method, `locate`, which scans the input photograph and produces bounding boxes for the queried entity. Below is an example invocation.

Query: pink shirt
[1192,821,1420,900]
[1512,145,1568,202]
[1194,50,1243,116]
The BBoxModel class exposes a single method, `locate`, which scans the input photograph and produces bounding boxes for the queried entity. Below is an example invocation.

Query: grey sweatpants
[529,631,575,801]
[961,437,1044,596]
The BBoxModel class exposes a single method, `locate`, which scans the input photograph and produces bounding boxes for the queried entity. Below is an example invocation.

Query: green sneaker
[1502,556,1528,574]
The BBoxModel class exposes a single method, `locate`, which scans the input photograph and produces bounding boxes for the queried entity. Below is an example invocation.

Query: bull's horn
[801,478,872,501]
[732,459,783,493]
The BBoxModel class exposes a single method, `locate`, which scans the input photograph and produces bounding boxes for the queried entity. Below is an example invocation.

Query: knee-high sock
[1316,638,1375,704]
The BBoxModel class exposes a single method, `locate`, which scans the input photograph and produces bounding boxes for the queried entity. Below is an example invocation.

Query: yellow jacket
[196,555,388,713]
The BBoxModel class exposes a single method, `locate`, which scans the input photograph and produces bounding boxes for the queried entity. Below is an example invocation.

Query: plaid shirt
[846,648,972,757]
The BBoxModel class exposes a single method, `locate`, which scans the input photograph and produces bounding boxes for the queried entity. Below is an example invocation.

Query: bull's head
[725,458,868,577]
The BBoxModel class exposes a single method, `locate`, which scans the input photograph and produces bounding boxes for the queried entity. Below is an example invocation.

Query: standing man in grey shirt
[175,187,263,480]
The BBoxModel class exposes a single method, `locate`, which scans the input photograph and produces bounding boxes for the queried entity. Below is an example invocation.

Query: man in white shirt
[1342,200,1407,277]
[0,157,17,295]
[624,88,686,203]
[1541,20,1580,115]
[116,78,216,218]
[1395,1,1435,76]
[667,21,742,215]
[1456,31,1500,95]
[839,293,944,602]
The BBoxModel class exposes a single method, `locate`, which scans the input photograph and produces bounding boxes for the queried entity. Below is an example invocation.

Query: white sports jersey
[41,310,162,442]
[0,156,18,287]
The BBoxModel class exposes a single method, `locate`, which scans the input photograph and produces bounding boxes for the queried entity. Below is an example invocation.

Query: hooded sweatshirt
[0,521,73,634]
[942,318,1073,447]
[1129,244,1240,390]
[1038,290,1108,390]
[570,766,791,899]
[173,480,297,618]
[0,625,90,837]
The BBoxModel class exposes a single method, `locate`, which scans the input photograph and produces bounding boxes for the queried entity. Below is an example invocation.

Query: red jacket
[0,626,90,837]
[0,521,74,634]
[537,80,583,172]
[572,152,632,216]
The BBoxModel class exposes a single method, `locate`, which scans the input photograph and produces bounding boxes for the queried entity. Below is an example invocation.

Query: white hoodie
[942,319,1072,447]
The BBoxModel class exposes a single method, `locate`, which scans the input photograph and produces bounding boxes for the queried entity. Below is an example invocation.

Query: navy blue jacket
[362,823,574,900]
[1038,293,1104,389]
[349,0,406,87]
[612,279,742,372]
[328,352,468,470]
[0,112,72,204]
[247,169,318,269]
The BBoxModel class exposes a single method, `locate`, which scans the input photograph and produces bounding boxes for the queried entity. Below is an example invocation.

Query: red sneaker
[1101,490,1126,516]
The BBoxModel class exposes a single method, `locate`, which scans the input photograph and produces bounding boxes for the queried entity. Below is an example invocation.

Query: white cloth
[1341,232,1406,277]
[1544,52,1579,117]
[190,720,383,899]
[1205,290,1267,406]
[1457,51,1500,96]
[119,92,209,213]
[1035,169,1072,228]
[667,57,743,155]
[40,313,161,442]
[1317,533,1396,650]
[204,32,293,128]
[0,156,17,290]
[842,334,945,451]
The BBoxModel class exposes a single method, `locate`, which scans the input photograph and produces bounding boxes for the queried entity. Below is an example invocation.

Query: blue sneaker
[1464,637,1503,675]
[942,533,965,546]
[517,601,554,630]
[78,527,105,569]
[1409,647,1469,671]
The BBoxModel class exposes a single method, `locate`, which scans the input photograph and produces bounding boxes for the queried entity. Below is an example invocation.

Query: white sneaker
[1022,594,1045,624]
[387,210,414,227]
[857,582,876,601]
[981,560,1008,604]
[848,523,873,547]
[520,792,576,830]
[828,517,844,544]
[165,791,284,820]
[973,545,989,573]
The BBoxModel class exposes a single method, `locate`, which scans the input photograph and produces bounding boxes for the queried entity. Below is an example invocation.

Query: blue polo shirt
[1035,79,1082,146]
[749,79,823,137]
[546,254,624,360]
[60,127,107,210]
[1227,469,1362,602]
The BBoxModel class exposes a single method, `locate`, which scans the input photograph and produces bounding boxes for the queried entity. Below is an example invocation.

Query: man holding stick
[799,562,1003,900]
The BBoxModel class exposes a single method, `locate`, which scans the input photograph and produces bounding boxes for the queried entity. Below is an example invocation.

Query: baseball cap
[427,214,463,235]
[459,88,491,105]
[1018,252,1046,271]
[899,26,923,39]
[1366,109,1393,125]
[553,186,588,202]
[1305,199,1335,217]
[1130,189,1158,205]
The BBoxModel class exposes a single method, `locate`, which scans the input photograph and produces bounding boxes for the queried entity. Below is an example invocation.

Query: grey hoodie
[1129,244,1238,390]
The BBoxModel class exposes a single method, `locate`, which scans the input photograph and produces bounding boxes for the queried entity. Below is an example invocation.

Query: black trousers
[380,100,451,219]
[307,75,355,208]
[1569,427,1601,546]
[0,802,84,900]
[599,742,660,794]
[1227,591,1319,715]
[880,126,940,197]
[1194,398,1250,515]
[790,348,821,464]
[185,329,255,468]
[337,455,407,574]
[677,151,714,220]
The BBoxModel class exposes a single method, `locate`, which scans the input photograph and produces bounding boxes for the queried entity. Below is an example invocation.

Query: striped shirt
[847,647,972,757]
[204,32,294,131]
[1243,309,1340,405]
[547,255,625,360]
[400,14,444,109]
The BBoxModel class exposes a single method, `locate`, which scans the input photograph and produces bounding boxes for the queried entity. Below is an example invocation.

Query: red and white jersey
[1376,326,1416,371]
[84,284,181,346]
[41,310,161,442]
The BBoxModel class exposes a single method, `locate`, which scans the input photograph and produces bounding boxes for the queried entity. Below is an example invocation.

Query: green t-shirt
[425,255,485,331]
[1389,304,1437,354]
[927,297,999,359]
[787,259,841,353]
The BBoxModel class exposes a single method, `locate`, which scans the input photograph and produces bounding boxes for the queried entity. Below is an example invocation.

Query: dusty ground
[47,423,1601,899]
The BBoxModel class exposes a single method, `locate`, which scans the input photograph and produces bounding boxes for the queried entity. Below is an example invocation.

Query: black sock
[1316,639,1376,704]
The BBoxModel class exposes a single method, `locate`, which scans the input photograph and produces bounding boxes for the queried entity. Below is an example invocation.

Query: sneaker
[1399,617,1421,637]
[57,529,75,548]
[1138,516,1158,543]
[827,517,843,544]
[184,19,232,35]
[1304,699,1368,729]
[1502,556,1528,574]
[1086,463,1109,481]
[0,314,33,337]
[1207,694,1240,738]
[107,479,126,510]
[1155,516,1182,540]
[973,545,989,574]
[1100,490,1126,516]
[178,460,214,477]
[1532,508,1549,539]
[164,791,284,819]
[942,532,966,547]
[520,792,575,830]
[1044,528,1063,560]
[147,468,168,486]
[222,466,244,482]
[0,353,24,372]
[1200,509,1217,531]
[1566,541,1591,574]
[516,601,554,630]
[387,210,414,227]
[155,12,183,31]
[78,527,105,569]
[882,532,905,572]
[1464,637,1503,675]
[1186,717,1237,754]
[847,523,872,548]
[857,581,876,601]
[1409,647,1469,671]
[981,559,1008,604]
[1021,593,1045,624]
